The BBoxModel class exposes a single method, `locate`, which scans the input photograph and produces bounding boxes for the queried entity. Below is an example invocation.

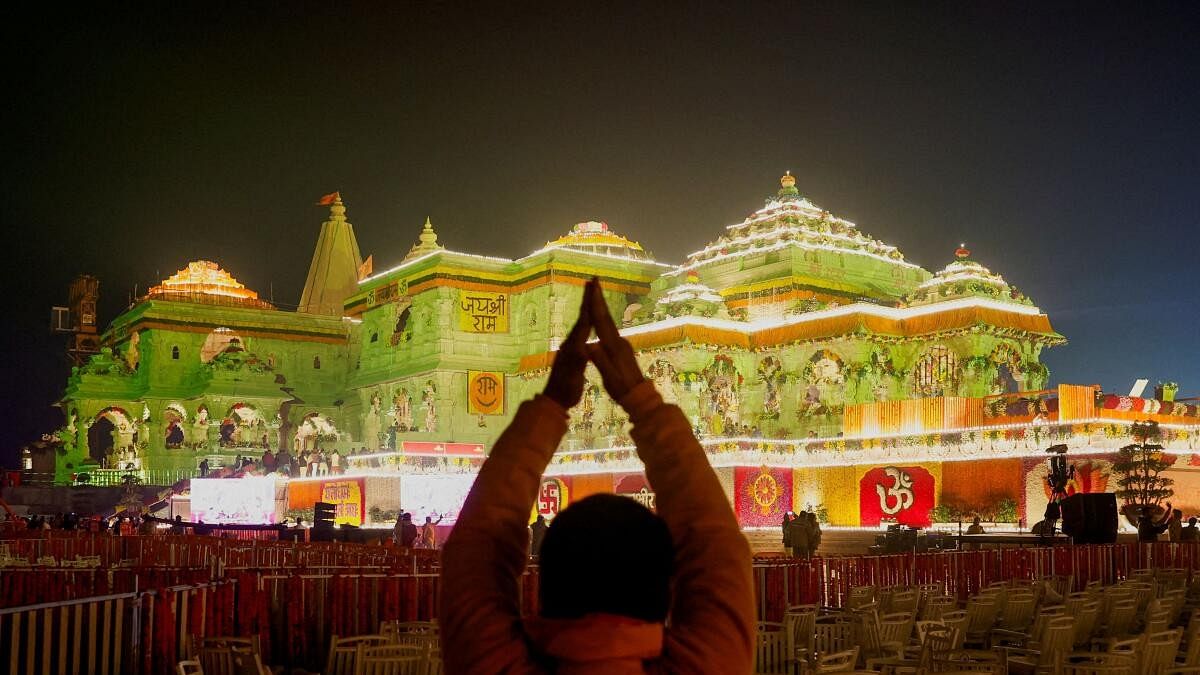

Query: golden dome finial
[419,217,438,246]
[780,170,796,189]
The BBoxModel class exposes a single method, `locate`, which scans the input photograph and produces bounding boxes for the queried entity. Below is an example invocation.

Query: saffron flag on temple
[316,191,340,206]
[357,255,373,280]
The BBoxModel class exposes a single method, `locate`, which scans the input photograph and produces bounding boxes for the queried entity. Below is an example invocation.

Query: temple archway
[294,413,339,454]
[200,328,243,363]
[87,407,132,462]
[88,417,116,462]
[911,345,961,397]
[220,403,264,447]
[164,404,187,449]
[990,344,1023,394]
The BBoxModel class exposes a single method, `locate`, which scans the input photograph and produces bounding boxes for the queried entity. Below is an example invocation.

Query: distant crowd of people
[1136,504,1199,542]
[782,510,823,557]
[12,511,160,536]
[198,447,360,478]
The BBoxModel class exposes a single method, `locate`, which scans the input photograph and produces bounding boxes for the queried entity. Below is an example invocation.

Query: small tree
[1111,421,1174,509]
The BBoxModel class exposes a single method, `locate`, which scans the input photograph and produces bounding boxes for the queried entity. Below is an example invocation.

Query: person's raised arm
[585,280,755,673]
[1157,503,1174,526]
[439,285,592,675]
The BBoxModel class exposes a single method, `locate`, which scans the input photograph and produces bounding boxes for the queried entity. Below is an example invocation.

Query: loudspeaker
[1060,493,1118,544]
[313,501,335,527]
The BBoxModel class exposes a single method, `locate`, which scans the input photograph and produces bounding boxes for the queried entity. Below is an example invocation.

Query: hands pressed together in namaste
[542,277,646,411]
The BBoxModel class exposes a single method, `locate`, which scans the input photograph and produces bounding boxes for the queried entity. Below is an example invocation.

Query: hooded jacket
[440,381,755,674]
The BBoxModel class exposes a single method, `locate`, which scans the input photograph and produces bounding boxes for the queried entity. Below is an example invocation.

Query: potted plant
[1112,421,1174,526]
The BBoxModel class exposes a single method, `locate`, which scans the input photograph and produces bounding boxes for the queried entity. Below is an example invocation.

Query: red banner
[401,441,485,457]
[614,473,656,511]
[859,466,935,527]
[734,466,793,527]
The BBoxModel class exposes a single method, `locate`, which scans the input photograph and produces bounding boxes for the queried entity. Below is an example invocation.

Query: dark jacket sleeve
[439,396,567,675]
[622,381,755,674]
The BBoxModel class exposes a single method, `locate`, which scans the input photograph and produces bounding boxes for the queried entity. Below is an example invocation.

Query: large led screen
[399,474,476,524]
[190,476,279,524]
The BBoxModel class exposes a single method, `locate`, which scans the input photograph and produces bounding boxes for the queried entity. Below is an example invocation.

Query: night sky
[3,3,1198,467]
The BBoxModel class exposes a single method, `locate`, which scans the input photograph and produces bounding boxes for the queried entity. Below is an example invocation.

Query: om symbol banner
[457,291,509,333]
[859,466,935,527]
[467,371,505,415]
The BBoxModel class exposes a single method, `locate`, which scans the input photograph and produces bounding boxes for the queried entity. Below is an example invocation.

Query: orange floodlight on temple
[147,261,274,309]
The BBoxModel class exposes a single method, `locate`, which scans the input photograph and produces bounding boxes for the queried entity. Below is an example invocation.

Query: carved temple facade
[53,177,1200,527]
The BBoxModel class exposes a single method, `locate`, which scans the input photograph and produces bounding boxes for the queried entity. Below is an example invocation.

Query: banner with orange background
[792,462,943,527]
[940,459,1023,517]
[467,371,505,415]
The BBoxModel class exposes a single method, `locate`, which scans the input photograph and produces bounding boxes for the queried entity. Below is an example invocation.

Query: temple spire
[777,170,800,199]
[299,192,364,316]
[405,217,444,260]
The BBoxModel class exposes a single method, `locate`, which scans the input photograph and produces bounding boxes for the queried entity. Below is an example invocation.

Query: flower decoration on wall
[734,466,792,525]
[911,345,961,397]
[758,357,783,417]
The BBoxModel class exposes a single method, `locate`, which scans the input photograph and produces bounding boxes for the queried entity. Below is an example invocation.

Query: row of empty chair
[176,621,441,675]
[756,567,1200,675]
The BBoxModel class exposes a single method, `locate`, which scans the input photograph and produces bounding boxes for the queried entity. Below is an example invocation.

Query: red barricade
[5,533,1200,672]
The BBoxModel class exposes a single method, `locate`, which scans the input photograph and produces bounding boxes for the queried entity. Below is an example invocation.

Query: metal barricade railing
[0,591,136,675]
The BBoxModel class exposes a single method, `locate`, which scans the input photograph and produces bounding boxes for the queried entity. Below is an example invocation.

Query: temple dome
[539,221,653,261]
[148,261,274,309]
[650,273,727,320]
[905,245,1032,306]
[404,217,445,261]
[679,173,916,273]
[659,173,930,313]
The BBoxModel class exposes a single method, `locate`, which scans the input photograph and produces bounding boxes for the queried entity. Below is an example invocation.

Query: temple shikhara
[52,176,1200,529]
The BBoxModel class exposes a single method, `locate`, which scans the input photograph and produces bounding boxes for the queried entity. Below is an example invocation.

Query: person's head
[402,513,412,522]
[539,494,673,623]
[1190,517,1197,527]
[175,515,182,522]
[535,515,545,525]
[425,516,432,524]
[972,516,982,525]
[1174,509,1183,519]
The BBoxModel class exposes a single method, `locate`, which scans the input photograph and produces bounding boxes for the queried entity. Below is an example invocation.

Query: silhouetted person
[440,279,754,673]
[967,516,985,535]
[1169,509,1184,542]
[781,512,794,554]
[1138,503,1173,542]
[788,511,810,558]
[420,514,444,549]
[398,513,419,548]
[805,511,822,555]
[530,514,548,557]
[1181,517,1199,542]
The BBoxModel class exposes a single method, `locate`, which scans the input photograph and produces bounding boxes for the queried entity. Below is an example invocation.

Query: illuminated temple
[53,177,1200,528]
